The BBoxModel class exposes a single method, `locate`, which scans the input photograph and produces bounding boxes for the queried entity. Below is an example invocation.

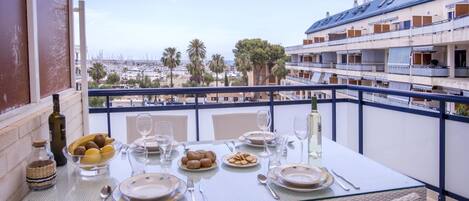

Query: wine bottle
[307,96,322,159]
[49,94,67,166]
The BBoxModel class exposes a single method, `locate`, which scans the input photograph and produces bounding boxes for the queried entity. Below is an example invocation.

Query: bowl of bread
[178,150,217,171]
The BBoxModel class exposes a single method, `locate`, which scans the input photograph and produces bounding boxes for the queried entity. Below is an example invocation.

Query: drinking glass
[155,121,173,164]
[128,147,147,176]
[267,132,288,170]
[136,113,153,162]
[294,115,308,163]
[257,110,271,157]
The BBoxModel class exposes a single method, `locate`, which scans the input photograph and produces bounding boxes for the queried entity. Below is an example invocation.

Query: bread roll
[186,160,201,169]
[200,158,213,168]
[187,151,203,160]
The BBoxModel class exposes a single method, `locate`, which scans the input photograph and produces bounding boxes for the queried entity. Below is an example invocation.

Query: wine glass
[155,121,173,164]
[136,113,153,162]
[294,115,308,163]
[257,110,271,157]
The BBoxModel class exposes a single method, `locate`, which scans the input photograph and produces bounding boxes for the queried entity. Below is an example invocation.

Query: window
[233,97,239,102]
[0,0,30,113]
[403,20,411,30]
[413,53,432,65]
[38,0,71,98]
[224,97,229,101]
[455,4,469,17]
[448,11,454,20]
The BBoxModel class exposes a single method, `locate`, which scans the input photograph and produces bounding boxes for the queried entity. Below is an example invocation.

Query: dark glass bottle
[49,94,67,166]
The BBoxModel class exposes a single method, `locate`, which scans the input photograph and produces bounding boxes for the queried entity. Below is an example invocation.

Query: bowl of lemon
[63,133,121,176]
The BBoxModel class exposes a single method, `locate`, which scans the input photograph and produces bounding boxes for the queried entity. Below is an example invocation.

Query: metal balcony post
[106,96,111,137]
[438,101,446,201]
[358,91,363,154]
[195,94,200,141]
[332,89,337,141]
[269,91,274,132]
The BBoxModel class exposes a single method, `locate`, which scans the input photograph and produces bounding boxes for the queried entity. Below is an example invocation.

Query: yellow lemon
[80,148,102,164]
[100,145,115,161]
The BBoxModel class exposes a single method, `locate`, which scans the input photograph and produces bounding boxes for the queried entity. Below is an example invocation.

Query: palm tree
[161,47,181,88]
[235,53,252,84]
[209,54,226,87]
[88,62,107,83]
[272,59,288,85]
[186,39,206,84]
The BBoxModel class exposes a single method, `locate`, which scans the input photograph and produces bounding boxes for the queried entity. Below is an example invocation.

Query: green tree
[186,39,206,84]
[88,63,107,83]
[271,59,288,85]
[203,72,214,86]
[233,39,286,86]
[456,104,469,116]
[139,76,160,88]
[89,97,105,107]
[161,47,181,88]
[106,72,121,85]
[235,53,252,85]
[224,72,229,86]
[208,54,226,87]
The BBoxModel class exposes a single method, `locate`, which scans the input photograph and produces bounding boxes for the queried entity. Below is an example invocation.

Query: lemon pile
[67,133,116,165]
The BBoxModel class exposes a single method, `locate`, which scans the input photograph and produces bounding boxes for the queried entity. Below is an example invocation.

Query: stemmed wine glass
[155,121,173,164]
[294,114,308,163]
[136,113,153,162]
[257,110,272,157]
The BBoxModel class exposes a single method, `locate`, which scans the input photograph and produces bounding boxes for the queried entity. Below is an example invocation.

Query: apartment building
[283,0,469,111]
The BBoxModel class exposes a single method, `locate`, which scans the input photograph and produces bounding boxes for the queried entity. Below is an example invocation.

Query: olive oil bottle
[307,96,322,159]
[49,94,67,166]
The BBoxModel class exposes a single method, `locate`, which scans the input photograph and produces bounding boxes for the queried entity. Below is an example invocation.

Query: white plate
[132,139,178,154]
[177,160,218,172]
[268,167,334,192]
[119,173,180,200]
[241,131,275,145]
[278,164,327,187]
[222,153,259,168]
[114,177,187,201]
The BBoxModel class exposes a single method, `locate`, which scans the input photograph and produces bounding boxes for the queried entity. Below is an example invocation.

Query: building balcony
[286,62,334,68]
[336,63,385,72]
[456,67,469,77]
[388,65,449,77]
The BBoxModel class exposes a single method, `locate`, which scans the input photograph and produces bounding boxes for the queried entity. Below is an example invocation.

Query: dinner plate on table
[177,160,218,172]
[222,153,259,168]
[238,131,276,148]
[278,164,328,187]
[132,138,179,154]
[268,166,334,192]
[118,173,182,201]
[113,176,187,201]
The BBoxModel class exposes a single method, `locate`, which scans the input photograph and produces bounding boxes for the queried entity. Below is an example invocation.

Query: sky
[82,0,352,61]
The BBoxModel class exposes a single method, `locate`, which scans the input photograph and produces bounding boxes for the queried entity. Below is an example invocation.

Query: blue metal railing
[89,84,469,201]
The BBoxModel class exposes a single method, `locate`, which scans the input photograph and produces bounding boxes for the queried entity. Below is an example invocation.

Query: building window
[233,97,239,102]
[402,20,411,30]
[224,97,229,101]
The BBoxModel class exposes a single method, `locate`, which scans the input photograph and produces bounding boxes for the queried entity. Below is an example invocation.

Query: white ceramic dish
[119,173,180,200]
[241,131,275,145]
[132,138,178,154]
[114,177,187,201]
[278,164,328,187]
[268,166,334,192]
[222,153,259,168]
[177,160,218,172]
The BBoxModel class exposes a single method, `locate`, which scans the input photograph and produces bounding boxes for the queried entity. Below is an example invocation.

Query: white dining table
[22,137,425,201]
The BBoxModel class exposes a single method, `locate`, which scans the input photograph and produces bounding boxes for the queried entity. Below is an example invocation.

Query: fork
[199,180,207,201]
[224,142,234,152]
[187,177,196,201]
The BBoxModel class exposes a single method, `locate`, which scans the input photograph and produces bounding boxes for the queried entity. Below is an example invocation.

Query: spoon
[257,174,280,200]
[100,185,112,201]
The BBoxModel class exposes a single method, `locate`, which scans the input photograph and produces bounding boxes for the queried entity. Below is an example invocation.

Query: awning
[323,73,332,83]
[443,88,461,95]
[388,81,411,103]
[413,46,436,53]
[311,72,323,83]
[348,75,362,80]
[362,75,376,81]
[336,49,361,55]
[388,47,412,66]
[412,84,433,91]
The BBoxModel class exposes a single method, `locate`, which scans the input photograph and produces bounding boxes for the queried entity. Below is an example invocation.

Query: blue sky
[83,0,352,60]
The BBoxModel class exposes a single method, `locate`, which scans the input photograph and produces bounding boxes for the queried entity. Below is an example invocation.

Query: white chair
[126,115,188,143]
[212,113,259,140]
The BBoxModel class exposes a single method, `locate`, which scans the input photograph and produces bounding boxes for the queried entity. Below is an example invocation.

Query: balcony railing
[286,15,469,53]
[336,63,385,72]
[88,85,469,201]
[286,62,334,68]
[455,67,469,77]
[388,65,449,77]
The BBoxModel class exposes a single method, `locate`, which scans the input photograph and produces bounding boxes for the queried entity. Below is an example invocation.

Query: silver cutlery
[257,174,280,200]
[331,169,360,190]
[187,177,196,201]
[224,142,234,152]
[323,168,350,191]
[199,180,207,201]
[99,185,112,201]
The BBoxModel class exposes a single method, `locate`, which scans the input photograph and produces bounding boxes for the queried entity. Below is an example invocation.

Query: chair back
[126,115,188,143]
[212,113,259,140]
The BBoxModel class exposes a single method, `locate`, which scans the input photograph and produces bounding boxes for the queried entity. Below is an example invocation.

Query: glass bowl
[63,140,122,176]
